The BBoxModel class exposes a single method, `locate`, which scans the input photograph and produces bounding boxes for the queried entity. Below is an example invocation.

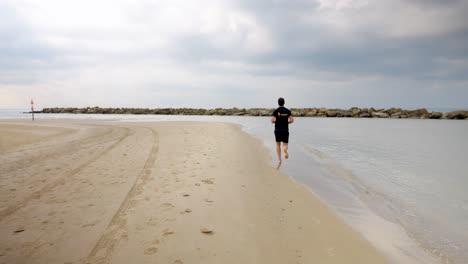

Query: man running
[271,97,294,165]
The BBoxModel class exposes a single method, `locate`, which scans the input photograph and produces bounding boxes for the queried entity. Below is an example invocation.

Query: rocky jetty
[39,107,468,120]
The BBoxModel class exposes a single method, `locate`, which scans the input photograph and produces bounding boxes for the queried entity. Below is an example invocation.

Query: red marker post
[31,99,34,121]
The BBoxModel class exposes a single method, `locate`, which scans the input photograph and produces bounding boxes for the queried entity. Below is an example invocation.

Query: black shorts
[274,130,289,143]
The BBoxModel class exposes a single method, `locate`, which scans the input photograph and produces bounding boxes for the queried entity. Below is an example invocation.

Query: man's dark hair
[278,97,285,106]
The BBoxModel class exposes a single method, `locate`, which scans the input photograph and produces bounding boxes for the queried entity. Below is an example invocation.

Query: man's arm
[271,109,277,123]
[289,115,294,124]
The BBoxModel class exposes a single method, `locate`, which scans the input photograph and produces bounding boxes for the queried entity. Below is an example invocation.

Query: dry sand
[0,119,388,264]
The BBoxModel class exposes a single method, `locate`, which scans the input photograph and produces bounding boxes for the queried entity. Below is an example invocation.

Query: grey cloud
[0,3,64,85]
[238,0,468,78]
[1,0,467,109]
[407,0,466,8]
[145,0,468,84]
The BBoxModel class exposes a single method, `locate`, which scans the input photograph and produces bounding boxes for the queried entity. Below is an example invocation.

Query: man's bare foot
[276,161,282,170]
[284,150,289,159]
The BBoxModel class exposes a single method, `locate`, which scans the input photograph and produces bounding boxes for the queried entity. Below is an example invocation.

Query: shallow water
[281,118,468,263]
[2,110,468,263]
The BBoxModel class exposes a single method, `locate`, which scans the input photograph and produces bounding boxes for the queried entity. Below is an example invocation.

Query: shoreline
[1,119,387,264]
[240,124,441,264]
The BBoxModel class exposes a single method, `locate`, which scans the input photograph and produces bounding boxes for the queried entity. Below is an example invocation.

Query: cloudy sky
[1,0,467,109]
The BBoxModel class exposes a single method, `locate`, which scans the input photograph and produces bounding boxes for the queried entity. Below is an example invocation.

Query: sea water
[1,110,467,263]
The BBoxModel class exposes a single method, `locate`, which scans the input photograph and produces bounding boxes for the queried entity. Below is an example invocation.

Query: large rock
[384,108,402,115]
[429,112,443,119]
[326,110,338,117]
[445,110,467,119]
[407,108,429,118]
[415,108,429,115]
[339,110,353,117]
[291,110,301,116]
[205,109,215,115]
[157,108,171,115]
[291,108,306,117]
[246,109,259,116]
[216,109,226,115]
[259,110,271,116]
[351,108,361,116]
[372,112,390,118]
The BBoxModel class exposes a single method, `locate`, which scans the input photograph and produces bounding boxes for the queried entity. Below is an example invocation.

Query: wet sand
[0,119,387,264]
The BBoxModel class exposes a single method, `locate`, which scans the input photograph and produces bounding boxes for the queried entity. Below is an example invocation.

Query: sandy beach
[0,119,387,264]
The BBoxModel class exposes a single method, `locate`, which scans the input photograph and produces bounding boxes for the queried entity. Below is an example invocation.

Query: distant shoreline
[28,107,468,120]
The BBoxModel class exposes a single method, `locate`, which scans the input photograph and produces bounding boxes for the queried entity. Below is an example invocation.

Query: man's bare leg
[283,143,289,159]
[276,142,282,164]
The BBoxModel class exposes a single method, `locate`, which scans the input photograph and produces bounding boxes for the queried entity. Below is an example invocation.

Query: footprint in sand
[121,232,129,239]
[148,217,158,226]
[13,228,25,234]
[174,260,184,264]
[201,179,214,184]
[144,247,158,255]
[200,228,214,234]
[162,229,175,236]
[162,202,174,210]
[144,239,160,254]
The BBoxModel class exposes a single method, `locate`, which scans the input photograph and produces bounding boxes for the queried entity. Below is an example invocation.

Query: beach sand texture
[0,120,387,264]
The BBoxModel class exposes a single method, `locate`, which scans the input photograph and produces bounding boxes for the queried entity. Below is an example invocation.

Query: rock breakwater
[39,107,468,120]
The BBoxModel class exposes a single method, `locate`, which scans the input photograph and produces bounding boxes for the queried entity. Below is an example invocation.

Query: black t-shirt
[272,107,292,131]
